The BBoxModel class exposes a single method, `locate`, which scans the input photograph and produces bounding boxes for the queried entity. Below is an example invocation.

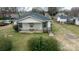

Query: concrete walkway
[49,32,54,36]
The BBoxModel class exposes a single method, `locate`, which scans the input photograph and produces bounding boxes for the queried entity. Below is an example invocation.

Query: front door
[42,22,47,32]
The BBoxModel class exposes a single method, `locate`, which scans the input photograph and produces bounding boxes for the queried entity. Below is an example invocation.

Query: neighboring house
[57,15,68,23]
[67,17,75,24]
[67,17,79,25]
[56,13,67,16]
[14,13,52,33]
[75,17,79,25]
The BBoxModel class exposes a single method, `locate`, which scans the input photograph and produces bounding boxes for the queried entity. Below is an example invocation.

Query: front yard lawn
[62,24,79,36]
[52,21,79,51]
[0,25,49,51]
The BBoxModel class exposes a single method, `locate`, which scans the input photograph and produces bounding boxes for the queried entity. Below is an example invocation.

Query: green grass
[52,20,79,36]
[0,35,12,51]
[52,22,59,34]
[0,25,49,51]
[61,24,79,36]
[28,36,60,51]
[0,21,61,51]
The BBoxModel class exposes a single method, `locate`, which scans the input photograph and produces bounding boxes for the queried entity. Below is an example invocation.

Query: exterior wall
[47,21,51,28]
[75,19,79,25]
[47,21,52,33]
[57,17,60,22]
[57,17,67,23]
[67,18,75,24]
[19,23,43,33]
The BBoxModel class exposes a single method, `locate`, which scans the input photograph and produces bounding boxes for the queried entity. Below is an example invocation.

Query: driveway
[0,25,12,30]
[54,23,79,51]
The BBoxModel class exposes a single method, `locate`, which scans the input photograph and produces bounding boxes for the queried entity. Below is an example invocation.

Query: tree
[0,7,18,19]
[0,7,26,19]
[32,7,45,15]
[62,10,71,16]
[48,7,61,16]
[71,7,79,17]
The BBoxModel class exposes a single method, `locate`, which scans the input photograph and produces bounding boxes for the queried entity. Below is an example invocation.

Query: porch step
[49,32,54,36]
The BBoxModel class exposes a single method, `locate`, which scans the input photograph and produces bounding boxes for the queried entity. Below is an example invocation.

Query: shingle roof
[59,15,67,19]
[19,12,51,21]
[30,13,50,20]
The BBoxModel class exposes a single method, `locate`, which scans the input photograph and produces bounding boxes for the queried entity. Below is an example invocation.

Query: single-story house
[14,13,52,33]
[57,15,68,23]
[67,17,79,25]
[56,13,67,16]
[67,17,75,24]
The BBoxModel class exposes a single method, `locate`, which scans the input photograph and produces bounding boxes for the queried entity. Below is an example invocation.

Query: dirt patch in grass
[54,22,79,51]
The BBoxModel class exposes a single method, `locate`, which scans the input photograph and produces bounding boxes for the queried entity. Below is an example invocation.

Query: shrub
[27,36,60,51]
[0,35,12,51]
[13,25,19,32]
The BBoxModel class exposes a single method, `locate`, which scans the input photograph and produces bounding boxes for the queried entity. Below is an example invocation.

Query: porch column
[47,21,51,33]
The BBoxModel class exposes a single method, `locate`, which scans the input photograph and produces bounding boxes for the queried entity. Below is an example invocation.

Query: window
[29,23,34,31]
[29,23,34,27]
[43,22,47,27]
[18,23,22,28]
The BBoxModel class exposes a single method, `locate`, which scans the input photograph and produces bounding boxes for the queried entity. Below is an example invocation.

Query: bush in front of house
[13,25,19,32]
[27,36,60,51]
[0,35,12,51]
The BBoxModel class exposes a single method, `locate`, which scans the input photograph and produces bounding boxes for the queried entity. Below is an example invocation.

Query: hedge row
[27,36,60,51]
